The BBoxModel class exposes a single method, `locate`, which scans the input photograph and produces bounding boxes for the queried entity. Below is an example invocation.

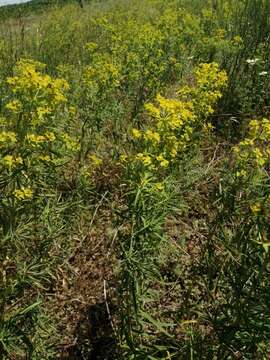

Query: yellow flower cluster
[38,155,52,162]
[0,131,17,147]
[89,154,103,167]
[85,42,98,52]
[6,59,69,127]
[135,153,152,166]
[194,63,228,91]
[26,132,56,145]
[84,55,121,89]
[179,63,228,118]
[61,133,80,152]
[6,100,22,113]
[230,118,270,250]
[0,59,79,204]
[144,129,160,144]
[128,63,227,171]
[1,155,23,170]
[250,202,262,215]
[13,187,33,200]
[234,118,270,171]
[231,35,243,46]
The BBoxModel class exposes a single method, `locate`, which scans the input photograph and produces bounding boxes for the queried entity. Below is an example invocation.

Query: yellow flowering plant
[0,59,77,211]
[116,65,228,353]
[178,62,228,119]
[230,117,270,223]
[125,63,227,178]
[233,118,270,173]
[6,59,69,130]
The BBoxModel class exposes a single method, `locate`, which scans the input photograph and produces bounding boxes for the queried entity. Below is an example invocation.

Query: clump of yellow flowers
[13,187,33,201]
[179,62,228,118]
[233,118,270,174]
[83,53,121,91]
[127,63,227,173]
[232,118,270,222]
[0,59,76,202]
[6,59,69,128]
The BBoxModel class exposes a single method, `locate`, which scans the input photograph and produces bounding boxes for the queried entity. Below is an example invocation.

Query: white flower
[246,58,260,65]
[259,71,268,76]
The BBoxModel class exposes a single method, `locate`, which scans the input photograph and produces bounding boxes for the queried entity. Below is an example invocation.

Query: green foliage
[0,0,269,358]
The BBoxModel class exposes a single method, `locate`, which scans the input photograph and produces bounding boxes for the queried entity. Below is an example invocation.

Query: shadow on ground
[61,301,118,359]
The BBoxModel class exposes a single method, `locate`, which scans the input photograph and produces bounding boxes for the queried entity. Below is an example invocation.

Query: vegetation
[0,0,270,358]
[0,0,87,20]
